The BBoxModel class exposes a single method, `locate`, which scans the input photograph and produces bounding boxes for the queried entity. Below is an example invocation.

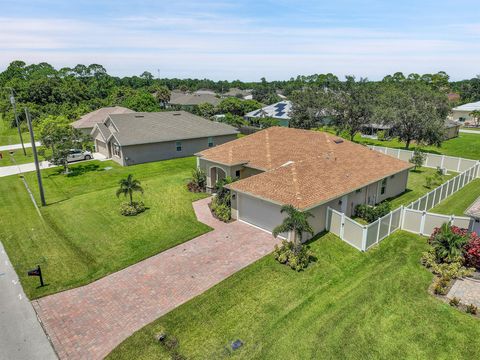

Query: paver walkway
[32,197,278,359]
[448,277,480,307]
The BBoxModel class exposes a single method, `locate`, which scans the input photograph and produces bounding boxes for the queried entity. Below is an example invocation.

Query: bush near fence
[326,147,480,251]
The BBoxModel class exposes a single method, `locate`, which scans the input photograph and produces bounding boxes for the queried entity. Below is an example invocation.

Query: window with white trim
[176,141,182,151]
[113,143,121,157]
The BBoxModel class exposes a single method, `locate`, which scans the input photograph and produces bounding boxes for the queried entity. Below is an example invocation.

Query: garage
[95,139,108,157]
[237,193,285,233]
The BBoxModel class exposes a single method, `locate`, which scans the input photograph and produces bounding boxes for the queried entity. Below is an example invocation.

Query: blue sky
[1,0,479,80]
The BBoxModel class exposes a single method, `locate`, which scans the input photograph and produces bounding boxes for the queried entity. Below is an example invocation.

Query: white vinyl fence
[326,148,480,251]
[368,146,479,174]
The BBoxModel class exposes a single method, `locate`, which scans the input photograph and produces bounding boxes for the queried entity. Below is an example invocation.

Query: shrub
[431,261,474,281]
[429,223,469,263]
[466,304,478,315]
[377,130,386,141]
[273,240,313,271]
[187,168,206,193]
[120,201,146,216]
[211,200,231,222]
[464,232,480,269]
[409,148,426,170]
[354,201,391,223]
[449,297,460,307]
[433,277,450,295]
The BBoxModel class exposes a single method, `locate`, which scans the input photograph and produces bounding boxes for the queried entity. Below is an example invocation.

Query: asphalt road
[0,242,56,360]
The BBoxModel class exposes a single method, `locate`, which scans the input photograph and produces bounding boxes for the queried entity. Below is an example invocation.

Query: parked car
[67,149,92,162]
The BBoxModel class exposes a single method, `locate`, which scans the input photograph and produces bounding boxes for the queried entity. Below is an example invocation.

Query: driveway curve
[32,197,278,359]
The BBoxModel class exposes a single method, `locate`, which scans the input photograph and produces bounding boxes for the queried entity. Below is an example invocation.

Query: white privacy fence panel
[324,149,479,252]
[369,145,480,176]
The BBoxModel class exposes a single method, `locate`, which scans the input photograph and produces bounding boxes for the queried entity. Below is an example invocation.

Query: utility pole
[24,108,46,206]
[9,89,27,156]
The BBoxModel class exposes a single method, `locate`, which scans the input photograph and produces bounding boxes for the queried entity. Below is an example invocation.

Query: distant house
[447,93,461,102]
[244,101,292,127]
[361,120,460,140]
[71,106,133,135]
[451,101,480,124]
[168,92,221,109]
[222,88,252,99]
[91,111,237,166]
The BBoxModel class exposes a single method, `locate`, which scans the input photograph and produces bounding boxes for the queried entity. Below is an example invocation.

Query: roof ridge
[265,129,272,168]
[290,162,302,200]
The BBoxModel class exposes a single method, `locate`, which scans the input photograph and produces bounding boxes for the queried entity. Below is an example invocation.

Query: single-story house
[71,106,133,135]
[245,100,292,127]
[451,101,480,125]
[465,196,480,234]
[91,111,238,166]
[361,119,461,140]
[196,127,412,238]
[168,92,221,108]
[222,88,252,99]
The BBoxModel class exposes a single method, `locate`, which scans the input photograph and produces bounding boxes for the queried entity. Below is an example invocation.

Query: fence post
[397,149,401,159]
[441,155,445,169]
[457,158,462,172]
[420,211,426,235]
[400,206,406,229]
[432,188,437,208]
[325,207,331,231]
[361,226,367,251]
[388,211,393,234]
[340,212,345,239]
[376,218,381,243]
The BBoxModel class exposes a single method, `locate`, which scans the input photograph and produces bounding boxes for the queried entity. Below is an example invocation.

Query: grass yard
[387,167,456,209]
[0,146,51,167]
[431,178,480,216]
[0,157,211,299]
[354,133,480,160]
[0,115,29,146]
[108,231,480,360]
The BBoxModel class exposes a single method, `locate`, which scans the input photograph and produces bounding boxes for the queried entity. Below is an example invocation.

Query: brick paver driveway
[32,197,278,359]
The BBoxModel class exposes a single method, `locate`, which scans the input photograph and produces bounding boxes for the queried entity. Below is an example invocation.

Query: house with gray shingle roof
[72,106,134,134]
[91,111,238,166]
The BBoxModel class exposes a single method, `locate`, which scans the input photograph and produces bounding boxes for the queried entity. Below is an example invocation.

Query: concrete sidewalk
[0,242,57,360]
[0,142,41,152]
[460,129,480,135]
[0,153,107,178]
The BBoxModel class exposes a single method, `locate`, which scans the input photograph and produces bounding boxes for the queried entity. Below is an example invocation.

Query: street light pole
[9,89,27,156]
[24,108,46,206]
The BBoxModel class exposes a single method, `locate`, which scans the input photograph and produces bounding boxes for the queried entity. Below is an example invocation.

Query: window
[380,178,387,195]
[113,143,121,157]
[208,137,214,147]
[235,170,241,178]
[176,141,182,152]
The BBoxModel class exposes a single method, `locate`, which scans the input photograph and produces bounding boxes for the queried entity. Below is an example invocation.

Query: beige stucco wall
[452,110,474,122]
[119,134,236,166]
[376,169,409,203]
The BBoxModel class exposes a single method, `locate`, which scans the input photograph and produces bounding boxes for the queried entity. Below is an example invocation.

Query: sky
[0,0,479,81]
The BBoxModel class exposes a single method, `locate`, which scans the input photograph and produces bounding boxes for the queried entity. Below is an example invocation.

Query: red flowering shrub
[428,225,468,244]
[464,232,480,269]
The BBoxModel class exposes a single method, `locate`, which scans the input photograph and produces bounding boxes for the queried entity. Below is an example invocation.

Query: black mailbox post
[27,265,44,287]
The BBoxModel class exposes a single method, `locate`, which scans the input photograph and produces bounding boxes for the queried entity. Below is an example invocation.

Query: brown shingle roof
[197,127,412,209]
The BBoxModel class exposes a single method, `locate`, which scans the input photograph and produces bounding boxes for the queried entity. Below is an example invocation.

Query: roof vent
[281,161,294,167]
[134,115,144,118]
[333,138,343,144]
[173,113,182,116]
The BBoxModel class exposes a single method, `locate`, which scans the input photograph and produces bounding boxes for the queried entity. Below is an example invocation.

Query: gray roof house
[71,106,134,134]
[168,92,221,107]
[91,111,238,166]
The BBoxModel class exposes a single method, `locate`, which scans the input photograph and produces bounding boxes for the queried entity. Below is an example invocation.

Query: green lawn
[354,133,480,160]
[0,115,29,146]
[387,167,456,209]
[0,157,211,299]
[108,231,480,360]
[0,146,51,167]
[431,178,480,216]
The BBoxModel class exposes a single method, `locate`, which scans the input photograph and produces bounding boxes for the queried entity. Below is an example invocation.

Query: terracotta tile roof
[197,127,412,209]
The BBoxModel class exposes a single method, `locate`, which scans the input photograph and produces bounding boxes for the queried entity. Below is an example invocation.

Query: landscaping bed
[107,231,480,359]
[0,157,211,299]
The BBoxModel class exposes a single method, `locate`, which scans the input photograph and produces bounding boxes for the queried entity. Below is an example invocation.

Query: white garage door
[95,140,108,157]
[238,193,285,233]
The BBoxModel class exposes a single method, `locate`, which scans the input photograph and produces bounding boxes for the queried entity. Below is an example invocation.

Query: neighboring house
[465,196,480,234]
[222,88,252,99]
[361,120,460,140]
[451,101,480,124]
[244,100,292,127]
[91,111,238,166]
[71,106,134,135]
[196,127,412,237]
[168,93,221,109]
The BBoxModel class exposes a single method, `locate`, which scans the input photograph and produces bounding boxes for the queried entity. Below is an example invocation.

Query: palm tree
[116,174,144,205]
[431,223,468,262]
[272,205,314,251]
